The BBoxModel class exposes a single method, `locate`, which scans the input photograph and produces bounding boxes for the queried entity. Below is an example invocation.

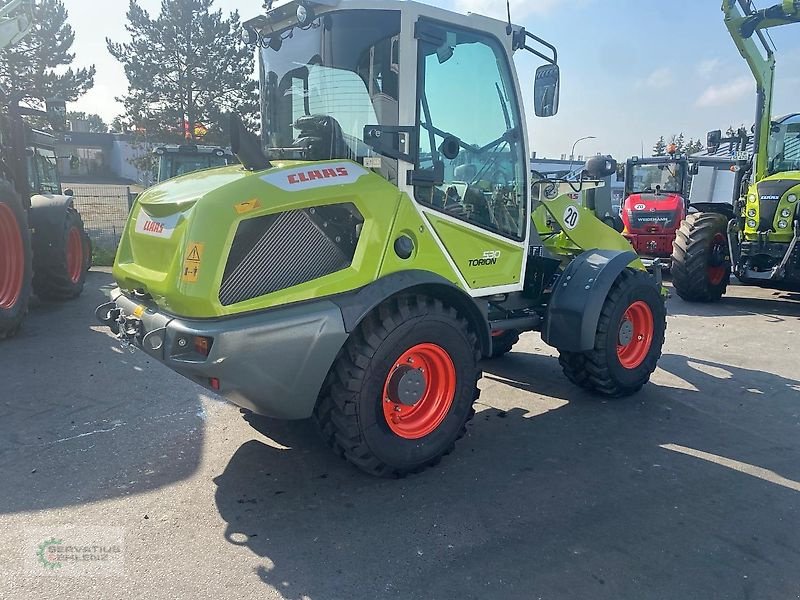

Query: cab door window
[414,23,526,240]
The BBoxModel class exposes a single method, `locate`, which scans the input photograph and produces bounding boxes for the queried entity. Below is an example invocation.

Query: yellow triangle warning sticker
[181,243,204,283]
[186,245,202,263]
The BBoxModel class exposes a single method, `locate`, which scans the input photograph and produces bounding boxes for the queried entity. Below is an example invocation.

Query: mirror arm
[514,28,558,64]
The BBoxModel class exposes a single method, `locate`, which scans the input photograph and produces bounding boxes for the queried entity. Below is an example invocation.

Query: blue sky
[64,0,800,160]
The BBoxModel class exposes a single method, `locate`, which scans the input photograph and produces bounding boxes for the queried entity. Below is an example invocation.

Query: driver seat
[293,115,351,161]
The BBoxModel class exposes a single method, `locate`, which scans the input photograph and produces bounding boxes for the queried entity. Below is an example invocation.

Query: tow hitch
[95,300,141,353]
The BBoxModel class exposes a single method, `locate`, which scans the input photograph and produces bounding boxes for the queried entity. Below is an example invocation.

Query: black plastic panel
[219,203,363,306]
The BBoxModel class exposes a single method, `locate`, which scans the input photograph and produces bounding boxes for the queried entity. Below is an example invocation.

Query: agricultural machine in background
[620,150,689,267]
[0,0,90,338]
[97,0,667,476]
[152,144,234,184]
[672,0,800,301]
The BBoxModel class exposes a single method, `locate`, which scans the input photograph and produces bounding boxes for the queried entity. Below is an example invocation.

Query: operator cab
[25,129,62,196]
[767,113,800,175]
[249,0,561,292]
[153,144,234,183]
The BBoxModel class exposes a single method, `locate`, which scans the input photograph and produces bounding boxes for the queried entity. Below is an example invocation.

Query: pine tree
[652,136,667,157]
[107,0,258,143]
[0,0,95,108]
[670,133,686,153]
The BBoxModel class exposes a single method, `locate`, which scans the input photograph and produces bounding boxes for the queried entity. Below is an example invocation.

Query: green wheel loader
[97,0,666,476]
[672,0,800,301]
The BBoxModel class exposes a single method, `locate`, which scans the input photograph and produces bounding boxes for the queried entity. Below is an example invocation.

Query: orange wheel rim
[382,343,456,440]
[616,301,654,370]
[66,226,83,284]
[0,203,24,309]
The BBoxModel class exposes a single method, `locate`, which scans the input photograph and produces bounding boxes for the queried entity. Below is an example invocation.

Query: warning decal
[234,199,261,214]
[182,242,204,283]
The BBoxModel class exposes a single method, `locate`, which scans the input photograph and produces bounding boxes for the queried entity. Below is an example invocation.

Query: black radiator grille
[219,204,362,306]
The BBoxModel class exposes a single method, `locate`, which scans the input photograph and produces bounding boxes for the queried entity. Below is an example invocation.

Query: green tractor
[97,0,666,476]
[152,144,234,185]
[672,0,800,301]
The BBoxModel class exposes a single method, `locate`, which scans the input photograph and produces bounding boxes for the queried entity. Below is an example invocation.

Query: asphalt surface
[1,270,799,599]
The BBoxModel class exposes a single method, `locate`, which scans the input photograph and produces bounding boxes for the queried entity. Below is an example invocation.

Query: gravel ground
[0,270,798,600]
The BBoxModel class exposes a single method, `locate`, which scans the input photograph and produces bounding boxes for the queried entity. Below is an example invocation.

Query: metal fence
[66,184,138,252]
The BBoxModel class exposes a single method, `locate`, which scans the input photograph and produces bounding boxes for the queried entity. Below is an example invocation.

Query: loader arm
[0,0,33,50]
[723,0,800,181]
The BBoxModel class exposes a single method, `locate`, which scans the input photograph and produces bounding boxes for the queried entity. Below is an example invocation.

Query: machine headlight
[788,194,798,203]
[747,219,757,228]
[781,208,792,218]
[297,3,315,25]
[778,220,789,229]
[747,208,756,217]
[748,194,757,203]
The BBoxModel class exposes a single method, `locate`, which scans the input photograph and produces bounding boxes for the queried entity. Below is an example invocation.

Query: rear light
[209,377,220,391]
[194,336,213,356]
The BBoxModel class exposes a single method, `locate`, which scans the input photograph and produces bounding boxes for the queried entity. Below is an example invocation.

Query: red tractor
[621,151,690,267]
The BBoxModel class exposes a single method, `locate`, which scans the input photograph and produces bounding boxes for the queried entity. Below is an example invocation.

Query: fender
[28,193,75,264]
[332,270,491,358]
[542,249,639,352]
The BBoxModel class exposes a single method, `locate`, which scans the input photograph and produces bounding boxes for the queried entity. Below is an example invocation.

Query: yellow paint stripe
[661,443,800,493]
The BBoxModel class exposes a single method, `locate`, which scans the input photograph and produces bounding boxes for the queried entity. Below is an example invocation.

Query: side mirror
[533,64,560,118]
[616,163,625,182]
[584,155,617,179]
[688,162,699,176]
[63,188,74,197]
[707,129,722,154]
[45,99,67,132]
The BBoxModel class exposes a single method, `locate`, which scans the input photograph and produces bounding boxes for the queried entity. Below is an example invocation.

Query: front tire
[671,213,731,302]
[314,295,480,477]
[0,183,32,339]
[559,269,666,397]
[32,205,89,301]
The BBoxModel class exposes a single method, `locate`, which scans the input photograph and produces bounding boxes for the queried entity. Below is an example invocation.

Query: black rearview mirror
[533,64,560,118]
[584,155,617,179]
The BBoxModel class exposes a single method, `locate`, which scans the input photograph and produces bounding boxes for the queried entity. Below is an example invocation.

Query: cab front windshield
[767,114,800,174]
[260,10,400,179]
[628,162,684,194]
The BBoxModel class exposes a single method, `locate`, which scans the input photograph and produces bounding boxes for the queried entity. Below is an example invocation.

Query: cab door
[409,19,528,293]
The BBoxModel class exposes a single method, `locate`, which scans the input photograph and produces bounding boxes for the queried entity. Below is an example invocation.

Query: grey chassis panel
[541,250,638,353]
[103,289,349,420]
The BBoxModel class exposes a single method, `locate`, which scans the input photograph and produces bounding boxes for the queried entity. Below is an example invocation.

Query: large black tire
[0,182,33,339]
[488,329,520,359]
[314,295,481,477]
[558,269,666,397]
[671,212,731,302]
[32,205,89,301]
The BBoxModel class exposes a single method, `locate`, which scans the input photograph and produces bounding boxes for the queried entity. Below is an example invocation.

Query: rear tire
[558,269,666,397]
[671,213,731,302]
[0,182,32,339]
[489,329,520,359]
[314,295,480,477]
[32,206,89,301]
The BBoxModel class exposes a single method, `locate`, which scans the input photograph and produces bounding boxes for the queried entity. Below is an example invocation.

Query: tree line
[651,134,705,157]
[0,0,257,145]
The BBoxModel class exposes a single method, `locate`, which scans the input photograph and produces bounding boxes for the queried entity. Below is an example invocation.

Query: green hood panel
[114,160,408,317]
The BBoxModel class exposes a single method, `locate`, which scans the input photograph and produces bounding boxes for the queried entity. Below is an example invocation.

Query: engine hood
[112,160,384,317]
[622,193,686,234]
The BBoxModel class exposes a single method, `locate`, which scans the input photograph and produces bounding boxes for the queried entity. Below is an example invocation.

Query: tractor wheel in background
[488,329,520,359]
[32,205,89,301]
[671,212,731,302]
[558,269,666,397]
[0,183,33,339]
[314,294,480,477]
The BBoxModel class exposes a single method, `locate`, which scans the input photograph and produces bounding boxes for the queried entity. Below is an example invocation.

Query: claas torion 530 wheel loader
[97,0,667,477]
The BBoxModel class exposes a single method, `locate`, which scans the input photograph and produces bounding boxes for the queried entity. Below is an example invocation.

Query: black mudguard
[542,249,639,353]
[28,194,76,265]
[332,270,492,358]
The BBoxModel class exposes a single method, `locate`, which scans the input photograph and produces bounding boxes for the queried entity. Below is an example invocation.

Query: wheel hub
[382,343,457,440]
[616,301,655,370]
[618,319,635,346]
[386,364,427,406]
